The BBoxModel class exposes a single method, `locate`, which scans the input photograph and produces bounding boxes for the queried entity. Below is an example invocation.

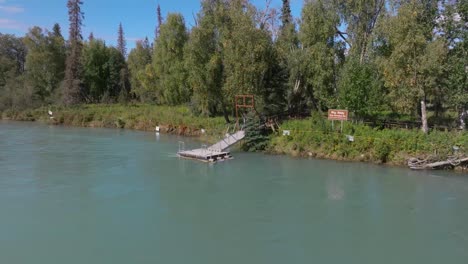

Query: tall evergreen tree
[156,4,163,38]
[281,0,292,26]
[52,23,63,38]
[276,0,298,113]
[117,23,127,57]
[63,0,84,105]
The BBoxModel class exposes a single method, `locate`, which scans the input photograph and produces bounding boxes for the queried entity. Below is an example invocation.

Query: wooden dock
[178,130,245,163]
[178,148,232,163]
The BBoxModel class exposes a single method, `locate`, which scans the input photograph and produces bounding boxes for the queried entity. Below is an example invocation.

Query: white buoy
[155,126,160,132]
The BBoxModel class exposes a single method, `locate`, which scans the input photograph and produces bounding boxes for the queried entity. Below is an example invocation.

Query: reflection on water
[326,175,345,201]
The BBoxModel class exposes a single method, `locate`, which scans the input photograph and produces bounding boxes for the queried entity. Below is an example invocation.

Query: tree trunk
[223,107,231,124]
[421,99,428,134]
[460,109,467,130]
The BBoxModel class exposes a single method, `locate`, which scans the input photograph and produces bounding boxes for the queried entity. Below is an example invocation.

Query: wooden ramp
[208,130,245,152]
[178,130,245,163]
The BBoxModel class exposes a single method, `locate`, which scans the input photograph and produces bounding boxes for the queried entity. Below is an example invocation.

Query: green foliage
[270,113,468,164]
[338,58,385,117]
[23,25,66,104]
[2,0,468,150]
[127,38,152,101]
[296,0,345,111]
[185,0,227,116]
[152,13,189,105]
[334,0,386,62]
[377,0,442,112]
[3,104,227,139]
[376,0,444,133]
[222,0,276,111]
[107,47,127,100]
[0,33,28,110]
[63,0,85,105]
[441,0,468,114]
[242,111,269,152]
[82,39,109,101]
[185,0,280,118]
[81,40,128,103]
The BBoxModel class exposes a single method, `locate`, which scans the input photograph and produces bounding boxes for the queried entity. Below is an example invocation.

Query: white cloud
[0,5,24,13]
[0,18,25,30]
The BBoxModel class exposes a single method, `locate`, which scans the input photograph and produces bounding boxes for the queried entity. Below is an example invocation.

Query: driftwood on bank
[408,156,468,170]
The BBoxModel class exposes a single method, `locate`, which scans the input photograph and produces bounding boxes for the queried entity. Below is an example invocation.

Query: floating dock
[178,148,232,163]
[178,130,245,163]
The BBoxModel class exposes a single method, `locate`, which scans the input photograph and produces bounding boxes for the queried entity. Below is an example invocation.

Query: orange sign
[328,109,348,121]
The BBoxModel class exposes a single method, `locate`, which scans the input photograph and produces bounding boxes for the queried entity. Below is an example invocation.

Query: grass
[1,104,228,142]
[268,113,468,165]
[2,104,468,168]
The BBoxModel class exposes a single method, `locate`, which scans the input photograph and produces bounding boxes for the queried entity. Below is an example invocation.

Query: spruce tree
[242,111,269,152]
[52,23,63,38]
[63,0,84,105]
[156,4,163,38]
[276,0,298,113]
[117,23,127,57]
[281,0,292,26]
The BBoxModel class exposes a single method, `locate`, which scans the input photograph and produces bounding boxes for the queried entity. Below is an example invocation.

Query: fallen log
[408,157,468,170]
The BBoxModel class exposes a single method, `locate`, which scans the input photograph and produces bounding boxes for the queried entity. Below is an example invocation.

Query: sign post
[328,109,349,133]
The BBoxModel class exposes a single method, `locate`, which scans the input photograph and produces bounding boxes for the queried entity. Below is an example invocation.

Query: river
[1,121,467,264]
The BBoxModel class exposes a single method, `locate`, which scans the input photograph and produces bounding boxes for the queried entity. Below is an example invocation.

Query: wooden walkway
[208,130,245,152]
[178,130,245,163]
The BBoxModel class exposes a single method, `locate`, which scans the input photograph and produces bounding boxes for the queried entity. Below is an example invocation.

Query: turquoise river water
[1,121,468,264]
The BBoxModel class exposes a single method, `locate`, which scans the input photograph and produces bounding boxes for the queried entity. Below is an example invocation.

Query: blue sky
[0,0,303,49]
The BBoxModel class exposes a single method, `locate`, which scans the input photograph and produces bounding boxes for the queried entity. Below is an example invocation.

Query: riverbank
[2,105,467,169]
[1,104,227,143]
[270,114,468,169]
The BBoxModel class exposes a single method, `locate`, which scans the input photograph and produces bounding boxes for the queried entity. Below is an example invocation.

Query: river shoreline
[2,105,467,172]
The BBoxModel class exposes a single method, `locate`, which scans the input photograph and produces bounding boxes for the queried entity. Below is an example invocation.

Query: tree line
[0,0,466,132]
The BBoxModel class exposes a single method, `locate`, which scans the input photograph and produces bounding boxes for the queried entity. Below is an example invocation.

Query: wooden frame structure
[235,95,255,129]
